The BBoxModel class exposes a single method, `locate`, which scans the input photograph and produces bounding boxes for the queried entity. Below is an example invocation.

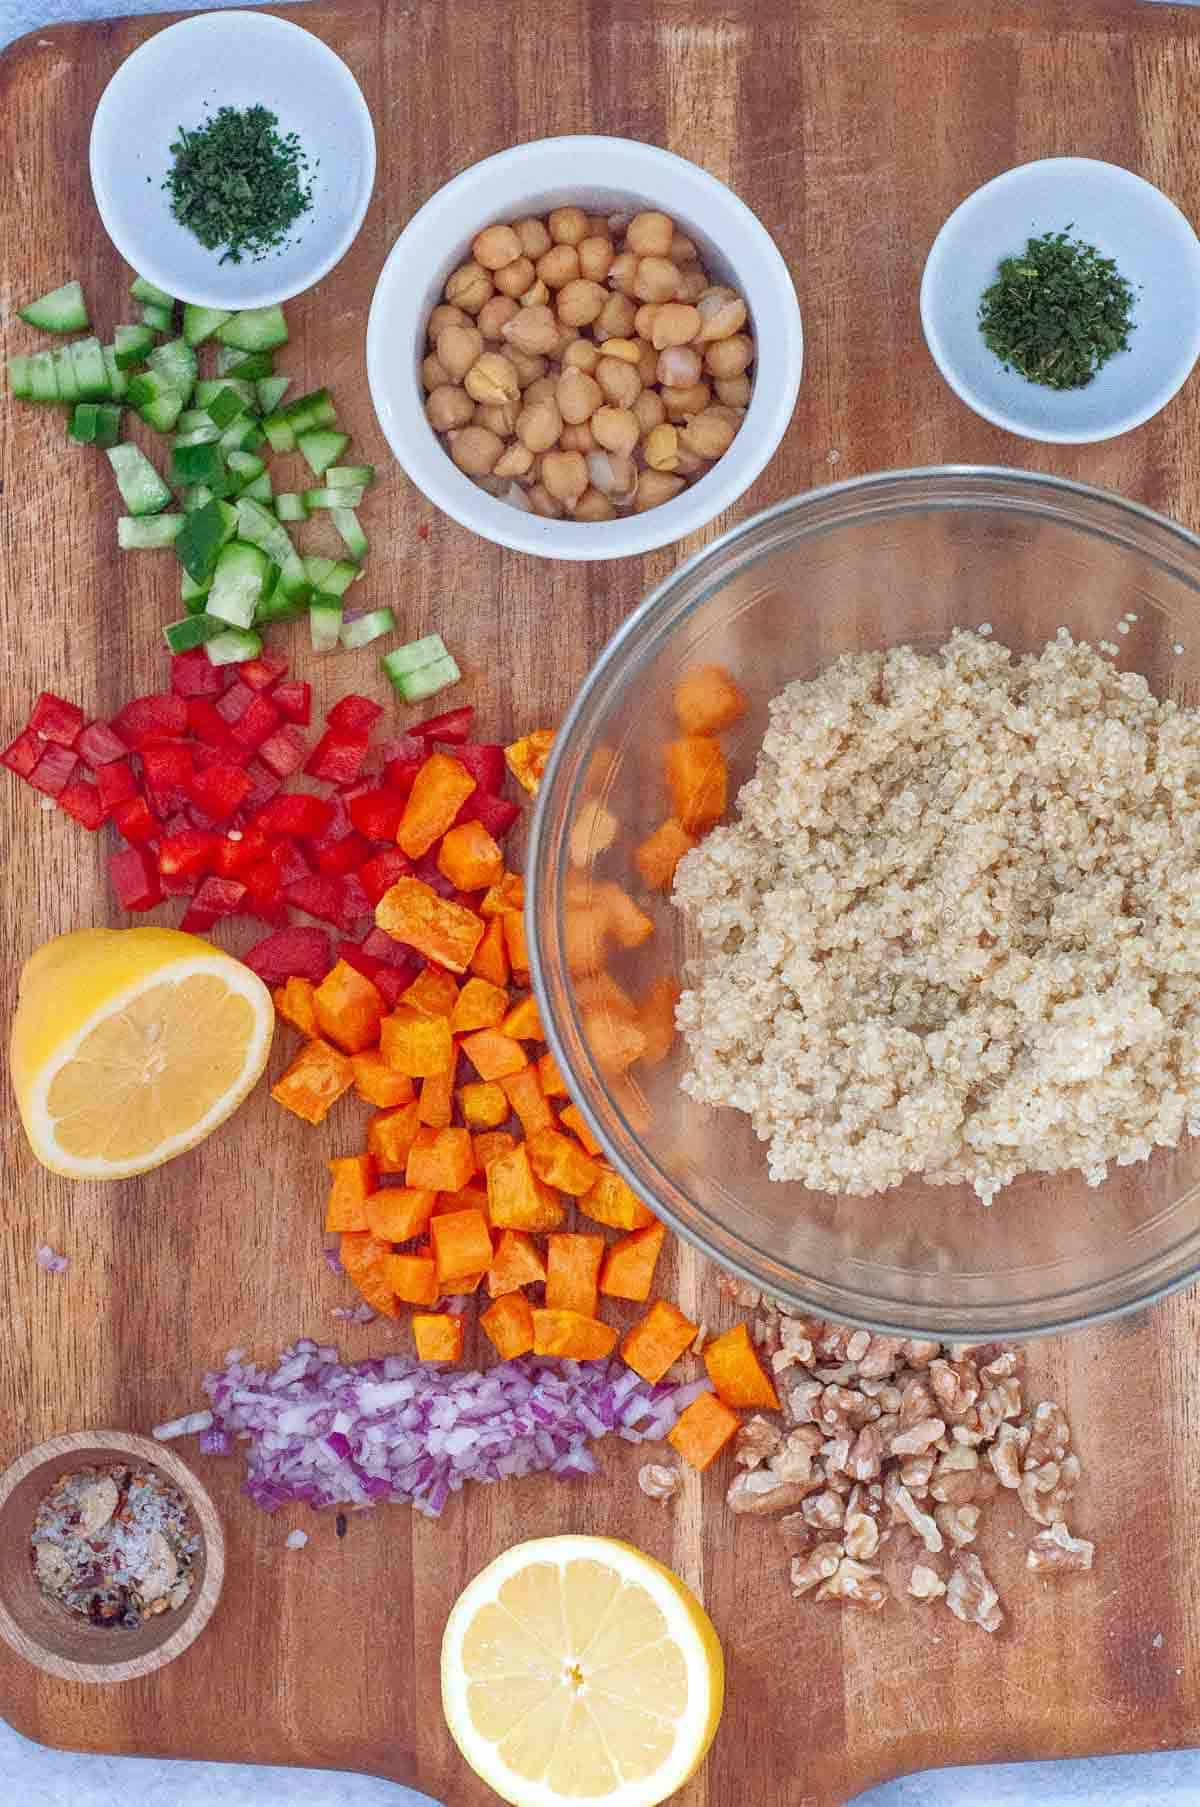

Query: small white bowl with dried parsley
[920,156,1200,444]
[89,10,375,309]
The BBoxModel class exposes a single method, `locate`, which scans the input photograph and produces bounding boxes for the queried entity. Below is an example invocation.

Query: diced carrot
[599,1221,666,1303]
[350,1262,402,1319]
[486,1228,547,1297]
[634,818,697,892]
[366,1100,422,1173]
[504,729,555,796]
[560,1105,602,1157]
[459,1080,509,1128]
[438,819,504,891]
[340,1230,393,1278]
[575,973,638,1021]
[637,978,680,1066]
[380,1006,454,1077]
[500,995,544,1040]
[502,909,529,979]
[397,752,476,858]
[480,1291,535,1359]
[532,1308,617,1360]
[376,878,485,974]
[583,1008,648,1073]
[544,1232,605,1317]
[703,1322,780,1410]
[665,736,726,835]
[407,1125,476,1193]
[668,1390,741,1470]
[480,871,525,918]
[580,1164,655,1231]
[621,1298,698,1384]
[386,1252,438,1306]
[272,1038,355,1124]
[487,1143,565,1232]
[568,799,619,865]
[474,1130,518,1172]
[273,975,318,1037]
[461,1028,528,1081]
[538,1050,569,1098]
[563,904,607,975]
[597,883,655,950]
[499,1067,555,1139]
[325,1154,377,1232]
[430,1207,494,1284]
[528,1125,599,1196]
[413,1311,465,1362]
[351,1050,416,1109]
[673,662,747,735]
[419,1065,456,1128]
[470,915,510,987]
[450,976,510,1033]
[313,959,386,1054]
[402,966,460,1018]
[434,1182,490,1215]
[364,1186,436,1243]
[446,1270,487,1295]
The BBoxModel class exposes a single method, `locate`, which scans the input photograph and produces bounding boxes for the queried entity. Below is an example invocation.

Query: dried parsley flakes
[165,105,313,266]
[978,228,1136,390]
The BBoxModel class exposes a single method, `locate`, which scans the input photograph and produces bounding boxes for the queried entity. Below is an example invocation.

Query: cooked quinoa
[672,629,1200,1202]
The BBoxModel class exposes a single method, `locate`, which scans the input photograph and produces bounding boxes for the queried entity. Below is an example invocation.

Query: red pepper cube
[186,699,236,749]
[28,692,85,747]
[304,729,372,786]
[1,728,44,781]
[28,744,78,797]
[243,924,334,984]
[187,762,253,822]
[272,680,312,725]
[455,743,507,794]
[381,736,425,796]
[270,838,314,887]
[109,845,163,913]
[74,721,129,768]
[191,875,247,917]
[162,870,200,899]
[159,830,220,880]
[215,681,255,726]
[358,846,413,907]
[95,759,138,810]
[111,795,163,846]
[113,694,188,747]
[238,653,288,692]
[284,874,348,926]
[409,705,474,744]
[256,794,335,839]
[360,924,418,967]
[348,788,406,841]
[335,941,390,986]
[57,778,108,830]
[141,743,195,816]
[340,873,371,926]
[455,791,521,840]
[327,694,384,733]
[241,759,282,813]
[242,858,284,914]
[213,829,261,878]
[171,650,224,699]
[258,726,309,780]
[314,831,372,876]
[230,693,282,752]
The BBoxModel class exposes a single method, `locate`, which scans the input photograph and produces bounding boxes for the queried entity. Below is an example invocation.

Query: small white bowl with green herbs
[920,157,1200,444]
[89,10,375,310]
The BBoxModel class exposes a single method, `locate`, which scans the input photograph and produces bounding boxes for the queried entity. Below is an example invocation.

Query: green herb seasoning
[164,105,313,266]
[977,228,1136,390]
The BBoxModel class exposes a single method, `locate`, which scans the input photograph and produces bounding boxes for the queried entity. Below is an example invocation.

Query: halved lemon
[441,1534,724,1807]
[10,926,274,1180]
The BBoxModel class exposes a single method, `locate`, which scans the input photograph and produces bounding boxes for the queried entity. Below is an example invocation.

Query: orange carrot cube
[325,1154,377,1233]
[351,1051,416,1109]
[560,1104,602,1157]
[313,959,386,1054]
[430,1207,494,1284]
[528,1126,599,1196]
[487,1228,547,1297]
[380,1005,454,1078]
[406,1125,475,1193]
[459,1080,509,1128]
[599,1222,666,1302]
[461,1028,528,1081]
[668,1390,741,1470]
[419,1065,457,1129]
[532,1308,617,1361]
[538,1051,569,1098]
[665,737,726,835]
[375,878,485,974]
[563,904,607,975]
[273,975,318,1037]
[634,818,697,892]
[504,729,555,796]
[544,1232,606,1317]
[637,978,680,1066]
[386,1252,438,1306]
[486,1143,565,1232]
[272,1038,355,1125]
[480,1292,535,1360]
[413,1312,465,1363]
[397,752,476,858]
[673,663,747,735]
[473,1130,518,1173]
[450,976,509,1034]
[438,819,504,892]
[583,1008,647,1074]
[499,1067,555,1139]
[434,1182,490,1215]
[502,909,529,979]
[470,915,510,987]
[598,883,655,950]
[500,995,544,1040]
[580,1164,655,1231]
[703,1322,780,1410]
[401,966,460,1018]
[364,1186,436,1243]
[621,1299,699,1385]
[480,871,525,918]
[366,1100,422,1174]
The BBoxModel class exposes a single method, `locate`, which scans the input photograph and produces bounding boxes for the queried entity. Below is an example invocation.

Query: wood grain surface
[4,2,1200,1802]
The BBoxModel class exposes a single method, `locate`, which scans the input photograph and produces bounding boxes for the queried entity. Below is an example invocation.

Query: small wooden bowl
[0,1430,224,1684]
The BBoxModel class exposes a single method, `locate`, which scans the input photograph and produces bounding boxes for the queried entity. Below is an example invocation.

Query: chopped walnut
[898,1378,937,1427]
[903,1339,941,1369]
[908,1564,946,1600]
[946,1553,1003,1633]
[734,1414,783,1470]
[801,1489,846,1533]
[1027,1521,1095,1573]
[856,1336,906,1379]
[930,1357,979,1422]
[1025,1401,1071,1469]
[933,1503,980,1548]
[887,1477,944,1554]
[988,1421,1029,1488]
[784,1379,824,1426]
[638,1463,681,1503]
[843,1504,880,1562]
[769,1425,824,1488]
[727,1469,812,1516]
[847,1421,885,1481]
[821,1383,877,1428]
[845,1329,871,1362]
[1018,1451,1079,1527]
[718,1274,761,1310]
[815,1557,889,1612]
[790,1541,843,1596]
[890,1416,946,1457]
[899,1452,936,1491]
[771,1317,816,1372]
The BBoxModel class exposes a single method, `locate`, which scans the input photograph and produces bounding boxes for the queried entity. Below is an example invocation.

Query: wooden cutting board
[4,1,1200,1800]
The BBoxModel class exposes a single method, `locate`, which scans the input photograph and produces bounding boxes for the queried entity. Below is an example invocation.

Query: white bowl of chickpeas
[366,135,803,559]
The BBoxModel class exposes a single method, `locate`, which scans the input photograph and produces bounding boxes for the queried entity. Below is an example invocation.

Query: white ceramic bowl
[366,136,803,561]
[89,11,376,310]
[920,157,1200,444]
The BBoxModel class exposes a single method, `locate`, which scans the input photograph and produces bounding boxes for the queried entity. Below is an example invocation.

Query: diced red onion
[35,1244,68,1273]
[285,1528,309,1549]
[152,1408,214,1441]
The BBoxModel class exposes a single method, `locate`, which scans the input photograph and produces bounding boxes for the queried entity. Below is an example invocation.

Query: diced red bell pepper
[193,875,247,916]
[409,705,474,744]
[109,845,163,912]
[286,872,370,930]
[374,968,411,1007]
[327,694,384,733]
[334,941,391,986]
[238,653,288,692]
[212,825,270,877]
[347,787,406,841]
[304,730,371,786]
[57,778,108,830]
[161,869,199,899]
[187,699,237,749]
[243,925,334,984]
[243,858,284,914]
[114,694,188,747]
[1,729,44,780]
[272,680,312,725]
[111,795,163,846]
[455,790,522,840]
[314,831,372,876]
[171,650,224,699]
[360,924,421,968]
[75,721,129,768]
[216,681,255,726]
[141,743,195,816]
[269,837,314,887]
[380,735,425,796]
[455,743,506,794]
[255,794,334,838]
[230,693,282,752]
[159,830,220,880]
[340,872,370,923]
[410,850,457,898]
[96,759,138,810]
[357,846,413,907]
[28,744,78,797]
[246,897,290,928]
[242,759,282,813]
[188,762,253,822]
[29,692,85,747]
[258,726,309,780]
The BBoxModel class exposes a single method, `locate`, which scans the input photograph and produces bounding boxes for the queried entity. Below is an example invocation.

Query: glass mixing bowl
[528,467,1200,1340]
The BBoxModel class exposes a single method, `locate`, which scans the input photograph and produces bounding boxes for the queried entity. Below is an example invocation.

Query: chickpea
[513,216,552,260]
[557,367,604,424]
[578,236,615,282]
[597,337,641,365]
[586,450,638,502]
[436,324,484,383]
[528,483,564,519]
[636,340,658,386]
[669,232,699,265]
[634,304,661,341]
[474,400,520,436]
[516,394,563,452]
[643,422,679,472]
[421,351,451,391]
[673,444,710,478]
[680,405,739,458]
[595,356,642,407]
[652,302,702,349]
[448,425,504,475]
[633,256,680,303]
[519,277,551,309]
[661,380,712,420]
[633,389,666,434]
[597,292,637,339]
[445,260,493,315]
[477,294,520,340]
[696,288,748,341]
[673,265,709,302]
[657,345,702,388]
[572,486,617,521]
[607,250,639,296]
[537,245,580,290]
[704,333,754,379]
[465,350,520,405]
[494,256,537,298]
[496,479,534,511]
[502,305,561,355]
[715,374,753,408]
[494,440,535,480]
[472,224,522,270]
[523,374,559,407]
[634,468,686,512]
[626,210,675,257]
[541,449,589,506]
[428,303,469,340]
[556,278,609,326]
[425,385,475,432]
[548,205,589,246]
[563,339,601,375]
[560,422,595,452]
[505,347,548,389]
[591,405,640,457]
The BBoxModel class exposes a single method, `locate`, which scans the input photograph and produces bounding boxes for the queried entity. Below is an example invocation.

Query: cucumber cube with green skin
[195,378,256,413]
[303,486,365,511]
[175,497,238,583]
[206,540,270,629]
[392,653,462,703]
[118,514,184,550]
[297,428,350,478]
[141,302,174,333]
[92,405,123,448]
[70,338,110,401]
[182,304,233,347]
[8,356,32,399]
[262,411,295,454]
[221,419,264,454]
[131,275,175,308]
[179,486,215,512]
[226,450,266,483]
[173,425,222,448]
[113,323,155,369]
[216,305,289,352]
[332,508,368,562]
[20,280,89,334]
[307,558,359,599]
[384,632,450,677]
[107,443,171,516]
[163,614,224,653]
[284,387,337,434]
[220,350,275,380]
[68,403,99,445]
[275,493,308,523]
[102,347,128,401]
[256,376,290,415]
[205,627,262,666]
[254,581,306,626]
[182,568,212,613]
[53,348,79,403]
[339,607,394,650]
[29,351,59,403]
[148,338,197,403]
[129,369,186,433]
[206,387,246,429]
[238,472,273,504]
[326,466,376,488]
[176,410,217,432]
[309,597,343,653]
[171,441,225,485]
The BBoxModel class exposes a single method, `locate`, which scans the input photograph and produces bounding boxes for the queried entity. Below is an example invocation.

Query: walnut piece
[791,1541,843,1596]
[734,1414,782,1470]
[908,1564,946,1600]
[637,1463,681,1503]
[946,1553,1003,1633]
[1027,1521,1095,1573]
[815,1557,888,1612]
[727,1470,812,1516]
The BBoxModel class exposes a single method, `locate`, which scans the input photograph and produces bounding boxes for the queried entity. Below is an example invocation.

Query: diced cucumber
[141,302,174,333]
[128,369,186,432]
[195,377,256,413]
[93,404,123,448]
[332,508,368,561]
[180,486,215,511]
[102,346,128,401]
[221,418,264,454]
[171,440,225,485]
[114,323,155,369]
[54,347,79,402]
[173,425,222,447]
[304,556,335,590]
[68,402,99,445]
[226,449,266,484]
[339,607,394,650]
[8,355,32,399]
[164,613,224,653]
[70,337,110,401]
[206,627,262,666]
[107,443,171,516]
[217,305,289,352]
[131,275,175,308]
[181,568,212,611]
[148,338,197,403]
[303,486,365,510]
[383,649,462,703]
[327,465,376,488]
[20,280,89,334]
[275,492,308,523]
[262,411,295,454]
[176,496,238,582]
[220,349,275,380]
[383,632,448,677]
[285,387,337,434]
[310,597,343,653]
[206,540,270,628]
[297,428,350,478]
[241,471,274,505]
[182,304,233,347]
[207,388,246,430]
[235,508,308,602]
[254,573,305,626]
[256,376,291,415]
[118,513,183,549]
[308,557,359,598]
[29,351,59,403]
